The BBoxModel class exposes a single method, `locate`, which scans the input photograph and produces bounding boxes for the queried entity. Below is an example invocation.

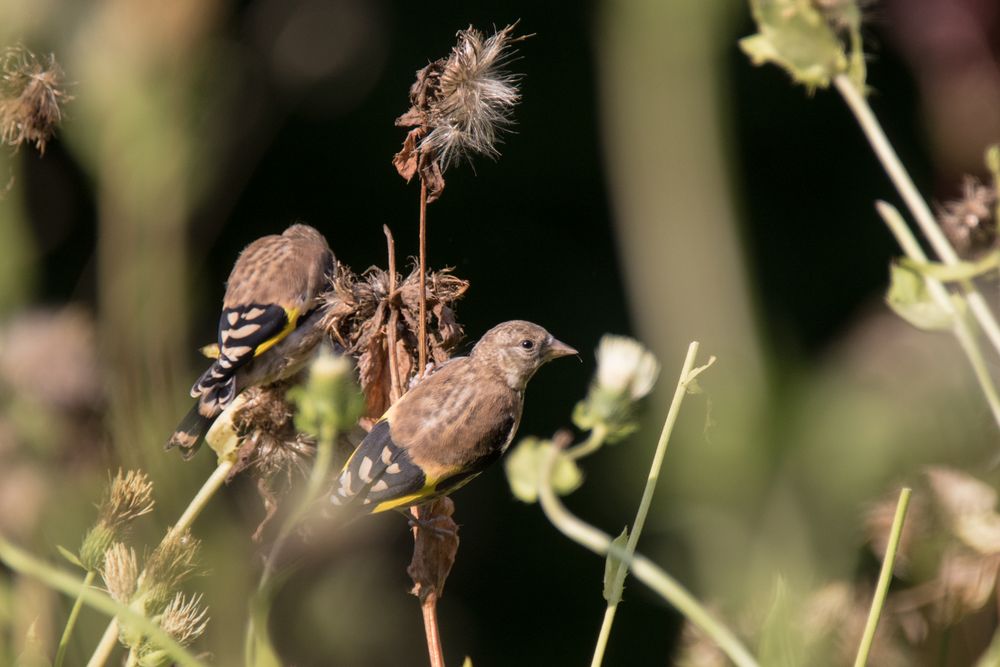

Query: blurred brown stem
[384,225,403,402]
[408,499,459,667]
[418,180,428,375]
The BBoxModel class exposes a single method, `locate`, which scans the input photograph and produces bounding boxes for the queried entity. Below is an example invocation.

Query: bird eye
[520,339,534,350]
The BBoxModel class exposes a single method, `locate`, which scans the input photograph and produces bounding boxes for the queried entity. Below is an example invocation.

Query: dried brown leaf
[408,497,460,604]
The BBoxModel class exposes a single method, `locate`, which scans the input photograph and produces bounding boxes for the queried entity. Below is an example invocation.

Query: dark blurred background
[2,0,999,665]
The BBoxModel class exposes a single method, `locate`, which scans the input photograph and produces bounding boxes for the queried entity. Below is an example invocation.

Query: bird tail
[165,403,215,460]
[190,364,237,417]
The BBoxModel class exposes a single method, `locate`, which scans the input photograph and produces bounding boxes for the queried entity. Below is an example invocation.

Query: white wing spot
[341,471,353,495]
[358,457,373,483]
[246,307,266,320]
[381,446,393,464]
[223,345,253,359]
[226,323,262,341]
[227,312,240,325]
[371,480,389,492]
[386,463,401,475]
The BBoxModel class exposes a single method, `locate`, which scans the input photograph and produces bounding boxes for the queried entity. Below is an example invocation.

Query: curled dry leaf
[320,262,468,421]
[407,496,460,605]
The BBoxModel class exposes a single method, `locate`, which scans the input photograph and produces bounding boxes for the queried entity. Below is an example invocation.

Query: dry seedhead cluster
[394,23,525,201]
[0,45,70,155]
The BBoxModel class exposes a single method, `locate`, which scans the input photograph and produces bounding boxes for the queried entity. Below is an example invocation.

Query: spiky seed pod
[140,530,201,614]
[158,593,209,646]
[394,24,526,201]
[0,45,70,154]
[79,470,155,570]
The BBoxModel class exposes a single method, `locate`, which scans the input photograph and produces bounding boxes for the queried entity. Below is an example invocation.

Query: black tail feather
[165,403,215,460]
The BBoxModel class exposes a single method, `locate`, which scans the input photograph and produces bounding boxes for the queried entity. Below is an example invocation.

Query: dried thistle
[937,176,998,257]
[394,24,526,201]
[140,529,201,614]
[102,542,139,605]
[320,262,468,421]
[0,45,70,154]
[407,497,459,605]
[158,592,209,646]
[80,469,155,570]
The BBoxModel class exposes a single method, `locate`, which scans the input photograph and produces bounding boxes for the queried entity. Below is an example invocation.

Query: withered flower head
[394,23,526,201]
[141,529,201,613]
[80,469,155,570]
[0,45,70,154]
[102,542,139,604]
[321,262,468,420]
[938,176,998,257]
[158,592,209,647]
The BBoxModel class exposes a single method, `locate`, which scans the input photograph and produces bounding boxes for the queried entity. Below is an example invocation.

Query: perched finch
[167,224,334,459]
[331,320,576,512]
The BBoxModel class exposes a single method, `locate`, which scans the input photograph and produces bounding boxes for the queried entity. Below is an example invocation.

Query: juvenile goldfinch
[331,320,576,512]
[167,224,335,459]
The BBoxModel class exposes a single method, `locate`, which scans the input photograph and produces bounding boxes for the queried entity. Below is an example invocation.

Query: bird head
[471,320,577,390]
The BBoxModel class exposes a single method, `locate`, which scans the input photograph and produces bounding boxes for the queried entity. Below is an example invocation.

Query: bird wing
[330,419,431,512]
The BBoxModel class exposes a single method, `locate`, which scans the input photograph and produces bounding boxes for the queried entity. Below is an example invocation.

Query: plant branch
[420,591,446,667]
[0,537,207,667]
[877,202,1000,430]
[384,225,403,402]
[54,569,97,667]
[537,446,759,667]
[853,487,911,667]
[87,459,234,667]
[418,180,428,375]
[590,341,701,667]
[834,74,1000,357]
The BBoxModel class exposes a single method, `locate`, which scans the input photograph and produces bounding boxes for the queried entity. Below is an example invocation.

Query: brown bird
[167,224,334,458]
[331,320,576,512]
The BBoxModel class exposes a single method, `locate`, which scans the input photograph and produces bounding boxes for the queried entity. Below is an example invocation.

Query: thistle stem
[853,487,911,667]
[418,180,428,375]
[877,202,1000,430]
[54,569,97,667]
[589,341,700,667]
[420,592,446,667]
[537,447,759,667]
[833,74,1000,358]
[384,225,403,402]
[87,459,234,667]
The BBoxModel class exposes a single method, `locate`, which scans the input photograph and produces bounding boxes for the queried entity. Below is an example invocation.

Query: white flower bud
[595,336,660,400]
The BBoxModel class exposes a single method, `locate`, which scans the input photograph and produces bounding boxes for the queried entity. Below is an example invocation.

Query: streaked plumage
[167,224,334,458]
[331,320,576,513]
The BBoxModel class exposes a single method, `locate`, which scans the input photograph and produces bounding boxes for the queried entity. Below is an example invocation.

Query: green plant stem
[87,458,234,667]
[590,341,700,667]
[538,445,759,667]
[833,73,1000,357]
[54,569,97,667]
[877,202,1000,430]
[0,537,206,667]
[565,423,609,461]
[246,429,338,667]
[853,487,911,667]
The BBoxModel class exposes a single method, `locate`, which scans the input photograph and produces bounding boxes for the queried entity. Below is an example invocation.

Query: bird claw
[405,511,458,540]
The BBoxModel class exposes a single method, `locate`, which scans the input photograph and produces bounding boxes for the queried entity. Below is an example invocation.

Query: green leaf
[740,0,852,91]
[603,527,630,602]
[56,545,85,570]
[885,263,953,331]
[16,621,51,667]
[461,658,474,667]
[900,251,1000,283]
[504,438,583,504]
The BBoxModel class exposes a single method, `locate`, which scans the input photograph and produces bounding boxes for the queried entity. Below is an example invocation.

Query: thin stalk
[0,538,206,667]
[565,423,609,461]
[417,180,428,375]
[877,202,1000,430]
[420,593,445,667]
[54,569,97,667]
[853,487,911,667]
[537,447,759,667]
[590,341,700,667]
[834,74,1000,357]
[87,459,234,667]
[384,225,403,402]
[246,425,339,667]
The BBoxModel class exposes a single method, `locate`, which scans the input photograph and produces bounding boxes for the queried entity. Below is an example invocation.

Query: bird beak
[545,337,578,360]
